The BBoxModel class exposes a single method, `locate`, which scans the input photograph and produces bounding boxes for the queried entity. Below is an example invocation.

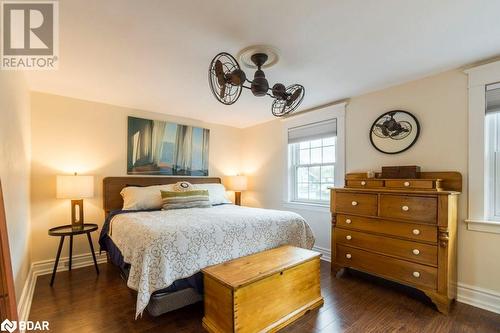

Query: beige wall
[0,72,31,302]
[242,69,500,294]
[30,92,242,262]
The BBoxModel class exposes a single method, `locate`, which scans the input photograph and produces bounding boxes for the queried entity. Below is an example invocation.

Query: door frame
[0,180,19,322]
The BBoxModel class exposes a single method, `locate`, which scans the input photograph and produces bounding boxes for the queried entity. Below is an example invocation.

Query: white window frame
[289,137,336,205]
[465,61,500,234]
[282,103,346,211]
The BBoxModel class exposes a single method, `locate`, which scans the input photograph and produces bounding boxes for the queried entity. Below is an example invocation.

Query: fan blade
[286,88,303,106]
[214,60,226,86]
[219,84,226,99]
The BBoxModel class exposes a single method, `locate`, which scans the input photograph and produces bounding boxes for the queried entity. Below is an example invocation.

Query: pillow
[173,181,194,192]
[160,190,211,210]
[120,184,174,210]
[193,183,232,205]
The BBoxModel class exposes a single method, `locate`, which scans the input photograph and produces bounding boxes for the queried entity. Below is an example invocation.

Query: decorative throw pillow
[173,181,194,192]
[192,183,232,205]
[160,189,212,210]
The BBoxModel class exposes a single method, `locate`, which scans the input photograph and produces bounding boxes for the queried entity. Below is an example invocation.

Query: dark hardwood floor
[29,261,500,332]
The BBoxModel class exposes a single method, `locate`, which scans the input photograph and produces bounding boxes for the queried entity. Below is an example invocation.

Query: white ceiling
[26,0,500,128]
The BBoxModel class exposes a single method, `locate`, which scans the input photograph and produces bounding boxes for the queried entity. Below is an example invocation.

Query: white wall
[241,121,333,259]
[0,72,31,302]
[30,92,242,263]
[242,69,500,296]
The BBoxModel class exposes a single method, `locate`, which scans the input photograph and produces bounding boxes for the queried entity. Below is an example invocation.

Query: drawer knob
[412,229,421,235]
[361,181,366,186]
[345,219,352,224]
[346,235,352,240]
[402,205,409,211]
[345,253,352,259]
[351,201,358,206]
[412,249,420,255]
[412,271,421,278]
[404,181,410,187]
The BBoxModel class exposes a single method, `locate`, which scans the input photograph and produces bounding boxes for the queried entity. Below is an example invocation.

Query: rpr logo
[1,319,49,332]
[0,319,16,333]
[1,0,59,70]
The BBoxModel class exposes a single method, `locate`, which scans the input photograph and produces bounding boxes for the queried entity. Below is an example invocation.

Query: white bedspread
[109,204,315,317]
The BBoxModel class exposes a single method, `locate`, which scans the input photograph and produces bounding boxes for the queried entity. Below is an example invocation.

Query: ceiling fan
[208,52,305,117]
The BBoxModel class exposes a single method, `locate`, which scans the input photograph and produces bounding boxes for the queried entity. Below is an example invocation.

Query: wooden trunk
[331,172,461,314]
[202,246,323,333]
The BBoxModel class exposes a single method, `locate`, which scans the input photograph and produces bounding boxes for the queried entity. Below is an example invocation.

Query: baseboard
[457,282,500,314]
[16,251,107,328]
[31,251,107,276]
[17,266,35,323]
[312,245,331,262]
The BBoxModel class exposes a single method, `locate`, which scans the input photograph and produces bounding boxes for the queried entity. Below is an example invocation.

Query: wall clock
[370,110,420,154]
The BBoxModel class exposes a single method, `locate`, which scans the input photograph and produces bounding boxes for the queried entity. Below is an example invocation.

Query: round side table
[48,223,99,286]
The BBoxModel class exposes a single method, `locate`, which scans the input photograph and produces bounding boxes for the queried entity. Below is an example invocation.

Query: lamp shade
[228,175,247,192]
[56,175,94,199]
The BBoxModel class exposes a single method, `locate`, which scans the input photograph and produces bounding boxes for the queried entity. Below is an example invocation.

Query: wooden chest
[331,172,461,314]
[202,246,323,333]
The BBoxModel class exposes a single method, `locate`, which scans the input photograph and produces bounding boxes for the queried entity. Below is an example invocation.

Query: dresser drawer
[336,214,437,243]
[334,192,378,216]
[335,228,437,266]
[346,180,384,188]
[385,180,435,190]
[336,245,437,290]
[380,194,437,223]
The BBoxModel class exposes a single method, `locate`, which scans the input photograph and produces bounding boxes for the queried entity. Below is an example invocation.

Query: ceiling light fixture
[208,49,305,117]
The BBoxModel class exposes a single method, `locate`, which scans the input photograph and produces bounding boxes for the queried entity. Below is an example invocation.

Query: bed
[99,177,315,318]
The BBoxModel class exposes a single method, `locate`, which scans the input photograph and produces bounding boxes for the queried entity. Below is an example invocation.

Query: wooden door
[0,181,18,322]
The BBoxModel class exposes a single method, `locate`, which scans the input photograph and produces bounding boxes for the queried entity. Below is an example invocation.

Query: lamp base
[71,199,84,230]
[234,192,242,206]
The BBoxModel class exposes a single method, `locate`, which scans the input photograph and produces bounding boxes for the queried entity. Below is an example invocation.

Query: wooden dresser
[330,172,461,314]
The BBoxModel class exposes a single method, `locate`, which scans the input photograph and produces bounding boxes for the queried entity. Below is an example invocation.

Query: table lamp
[56,173,94,229]
[228,175,247,206]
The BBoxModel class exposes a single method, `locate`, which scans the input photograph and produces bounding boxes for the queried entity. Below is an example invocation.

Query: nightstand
[48,223,99,286]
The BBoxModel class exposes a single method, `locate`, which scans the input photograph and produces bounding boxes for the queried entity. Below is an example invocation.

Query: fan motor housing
[251,69,269,96]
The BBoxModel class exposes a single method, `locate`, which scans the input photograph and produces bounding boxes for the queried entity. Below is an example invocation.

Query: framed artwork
[370,110,420,154]
[127,116,210,176]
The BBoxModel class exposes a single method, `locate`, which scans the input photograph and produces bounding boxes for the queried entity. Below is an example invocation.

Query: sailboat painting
[127,116,210,176]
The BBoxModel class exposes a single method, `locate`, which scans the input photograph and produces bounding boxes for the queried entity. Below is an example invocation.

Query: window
[466,60,500,233]
[287,119,337,205]
[484,83,500,220]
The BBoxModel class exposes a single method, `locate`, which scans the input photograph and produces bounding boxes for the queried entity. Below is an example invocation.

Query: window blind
[287,118,337,144]
[486,83,500,114]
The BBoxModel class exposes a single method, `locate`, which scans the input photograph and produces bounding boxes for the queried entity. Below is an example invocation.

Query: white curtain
[202,129,210,174]
[174,125,193,172]
[151,120,166,166]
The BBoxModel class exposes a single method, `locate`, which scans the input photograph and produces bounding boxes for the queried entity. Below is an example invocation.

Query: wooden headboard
[103,176,222,215]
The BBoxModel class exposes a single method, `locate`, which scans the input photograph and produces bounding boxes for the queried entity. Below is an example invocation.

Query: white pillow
[121,184,174,210]
[193,183,231,205]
